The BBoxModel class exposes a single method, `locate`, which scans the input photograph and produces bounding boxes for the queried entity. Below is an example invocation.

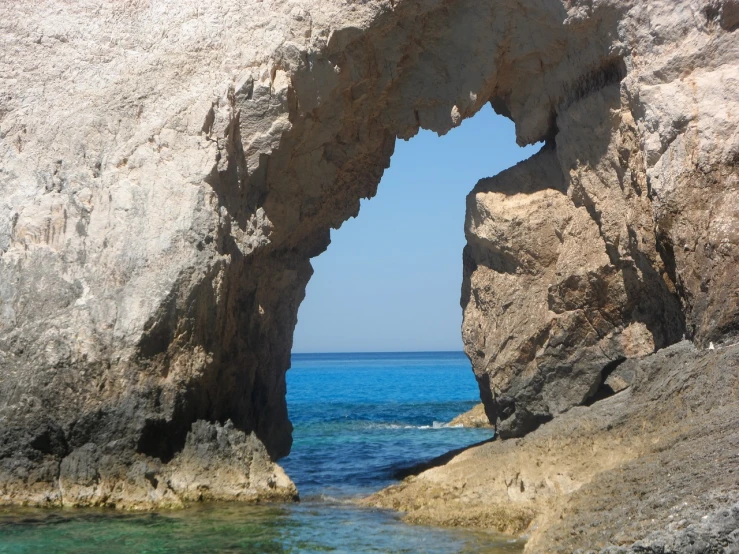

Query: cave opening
[282,104,540,496]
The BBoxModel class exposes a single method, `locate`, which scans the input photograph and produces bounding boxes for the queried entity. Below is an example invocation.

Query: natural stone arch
[0,0,737,518]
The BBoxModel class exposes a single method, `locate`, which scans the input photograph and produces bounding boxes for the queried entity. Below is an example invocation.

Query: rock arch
[0,0,737,515]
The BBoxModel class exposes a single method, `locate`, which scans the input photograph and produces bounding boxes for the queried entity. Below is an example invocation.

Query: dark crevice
[460,245,477,310]
[138,314,176,360]
[144,470,159,489]
[583,356,627,406]
[30,424,69,458]
[497,409,553,439]
[561,56,627,113]
[136,386,201,463]
[584,383,616,406]
[655,228,691,340]
[475,371,496,425]
[136,417,190,464]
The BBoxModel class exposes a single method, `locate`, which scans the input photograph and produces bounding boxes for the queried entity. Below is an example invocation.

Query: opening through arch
[284,105,540,498]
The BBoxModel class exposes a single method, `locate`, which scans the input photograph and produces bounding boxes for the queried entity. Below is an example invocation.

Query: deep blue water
[0,352,523,553]
[282,351,494,498]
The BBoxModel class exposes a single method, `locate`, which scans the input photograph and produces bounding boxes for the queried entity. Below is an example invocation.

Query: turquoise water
[0,352,523,553]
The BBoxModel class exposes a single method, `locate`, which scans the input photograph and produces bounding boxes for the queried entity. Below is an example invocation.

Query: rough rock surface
[0,1,737,546]
[448,403,492,429]
[53,420,296,509]
[364,342,739,553]
[461,9,739,436]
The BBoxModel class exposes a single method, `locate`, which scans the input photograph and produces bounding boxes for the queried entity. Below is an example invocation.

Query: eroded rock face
[54,420,296,509]
[461,95,685,436]
[0,0,737,510]
[463,1,738,436]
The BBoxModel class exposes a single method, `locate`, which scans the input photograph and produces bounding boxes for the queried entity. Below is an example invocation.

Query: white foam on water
[365,421,464,430]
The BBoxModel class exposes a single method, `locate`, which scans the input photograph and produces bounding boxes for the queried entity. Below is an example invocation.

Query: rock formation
[365,341,739,552]
[0,0,737,548]
[462,8,739,436]
[448,403,492,429]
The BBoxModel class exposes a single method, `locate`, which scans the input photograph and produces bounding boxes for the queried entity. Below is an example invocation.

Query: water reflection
[0,502,523,553]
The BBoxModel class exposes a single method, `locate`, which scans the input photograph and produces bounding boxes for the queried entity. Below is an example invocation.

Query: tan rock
[448,404,492,429]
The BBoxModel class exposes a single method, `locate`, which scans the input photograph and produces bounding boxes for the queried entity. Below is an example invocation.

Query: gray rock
[601,503,739,554]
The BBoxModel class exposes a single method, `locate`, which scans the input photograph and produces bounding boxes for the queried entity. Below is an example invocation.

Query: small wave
[418,421,461,429]
[365,421,464,430]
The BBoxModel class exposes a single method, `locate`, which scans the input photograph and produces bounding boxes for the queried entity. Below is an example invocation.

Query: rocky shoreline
[363,342,739,552]
[0,420,297,510]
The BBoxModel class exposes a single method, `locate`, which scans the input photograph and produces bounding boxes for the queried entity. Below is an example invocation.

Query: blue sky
[292,104,540,353]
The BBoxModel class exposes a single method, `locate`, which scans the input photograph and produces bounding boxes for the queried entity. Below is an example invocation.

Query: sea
[0,351,524,553]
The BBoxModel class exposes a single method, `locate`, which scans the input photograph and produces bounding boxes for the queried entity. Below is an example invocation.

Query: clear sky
[292,104,541,353]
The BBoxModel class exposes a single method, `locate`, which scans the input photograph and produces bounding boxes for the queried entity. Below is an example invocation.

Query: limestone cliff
[0,1,737,548]
[462,11,739,435]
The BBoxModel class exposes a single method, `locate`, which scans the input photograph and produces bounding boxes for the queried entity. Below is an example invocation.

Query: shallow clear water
[0,352,523,553]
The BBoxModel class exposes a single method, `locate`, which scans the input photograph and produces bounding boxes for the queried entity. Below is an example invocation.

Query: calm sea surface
[0,352,523,553]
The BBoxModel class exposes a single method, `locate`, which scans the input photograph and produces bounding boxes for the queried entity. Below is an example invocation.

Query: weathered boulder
[448,403,492,429]
[0,0,737,520]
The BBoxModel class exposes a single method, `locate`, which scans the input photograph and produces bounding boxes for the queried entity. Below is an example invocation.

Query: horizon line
[291,349,466,355]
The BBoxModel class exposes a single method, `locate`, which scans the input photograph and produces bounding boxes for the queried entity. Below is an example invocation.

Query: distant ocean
[0,352,522,553]
[283,351,494,497]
